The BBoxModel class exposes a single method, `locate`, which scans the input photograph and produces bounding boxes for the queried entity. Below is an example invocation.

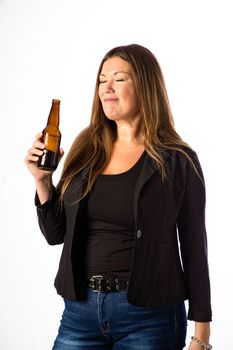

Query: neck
[115,117,143,145]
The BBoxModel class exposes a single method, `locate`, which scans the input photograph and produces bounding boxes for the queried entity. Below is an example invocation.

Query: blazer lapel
[64,166,91,235]
[133,151,169,226]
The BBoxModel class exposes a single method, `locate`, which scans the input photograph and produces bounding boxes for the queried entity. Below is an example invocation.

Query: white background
[0,0,232,349]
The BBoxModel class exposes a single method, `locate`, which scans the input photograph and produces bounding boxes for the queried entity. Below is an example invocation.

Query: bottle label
[43,133,60,152]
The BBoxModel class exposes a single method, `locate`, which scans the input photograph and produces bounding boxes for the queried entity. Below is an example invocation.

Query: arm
[25,133,65,244]
[35,174,53,205]
[189,322,211,349]
[35,186,66,245]
[177,152,212,345]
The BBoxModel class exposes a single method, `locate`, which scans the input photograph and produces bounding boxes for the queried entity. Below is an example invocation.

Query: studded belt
[87,275,129,292]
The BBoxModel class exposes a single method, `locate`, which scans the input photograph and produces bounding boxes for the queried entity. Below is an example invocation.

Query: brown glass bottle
[37,99,61,171]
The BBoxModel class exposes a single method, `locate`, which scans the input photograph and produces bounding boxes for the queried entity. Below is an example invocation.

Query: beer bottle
[37,99,61,171]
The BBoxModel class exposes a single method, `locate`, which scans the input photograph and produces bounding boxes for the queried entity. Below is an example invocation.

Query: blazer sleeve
[177,152,212,322]
[35,187,66,245]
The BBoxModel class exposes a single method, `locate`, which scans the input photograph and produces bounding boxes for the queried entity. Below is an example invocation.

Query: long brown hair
[57,44,191,200]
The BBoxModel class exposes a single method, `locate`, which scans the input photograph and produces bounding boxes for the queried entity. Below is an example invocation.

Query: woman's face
[98,56,140,123]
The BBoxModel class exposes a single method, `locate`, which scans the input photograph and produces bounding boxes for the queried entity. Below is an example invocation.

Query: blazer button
[136,229,142,238]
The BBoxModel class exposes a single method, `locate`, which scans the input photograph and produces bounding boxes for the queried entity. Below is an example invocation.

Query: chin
[104,114,120,121]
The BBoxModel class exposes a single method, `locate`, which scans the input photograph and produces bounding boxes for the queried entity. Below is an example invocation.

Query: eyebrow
[99,71,131,77]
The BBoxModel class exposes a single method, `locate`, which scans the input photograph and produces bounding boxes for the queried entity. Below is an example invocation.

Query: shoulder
[160,146,200,167]
[161,146,204,185]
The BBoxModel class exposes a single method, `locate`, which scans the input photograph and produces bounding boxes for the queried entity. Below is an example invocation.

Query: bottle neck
[47,100,60,126]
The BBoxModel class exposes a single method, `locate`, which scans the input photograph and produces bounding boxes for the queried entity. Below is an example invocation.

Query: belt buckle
[89,275,104,292]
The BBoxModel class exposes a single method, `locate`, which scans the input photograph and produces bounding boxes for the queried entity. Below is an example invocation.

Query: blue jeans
[52,289,187,350]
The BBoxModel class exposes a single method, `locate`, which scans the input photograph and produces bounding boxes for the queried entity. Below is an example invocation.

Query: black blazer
[36,148,212,322]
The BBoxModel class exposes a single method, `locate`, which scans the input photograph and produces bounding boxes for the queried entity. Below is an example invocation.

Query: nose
[105,79,115,93]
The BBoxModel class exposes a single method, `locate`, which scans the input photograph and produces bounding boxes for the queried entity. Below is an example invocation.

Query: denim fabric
[52,289,187,350]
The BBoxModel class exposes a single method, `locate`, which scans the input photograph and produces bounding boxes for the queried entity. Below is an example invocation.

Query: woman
[25,44,212,350]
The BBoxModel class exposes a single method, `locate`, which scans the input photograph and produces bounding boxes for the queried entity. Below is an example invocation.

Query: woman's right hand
[25,133,49,181]
[24,133,64,181]
[25,133,64,204]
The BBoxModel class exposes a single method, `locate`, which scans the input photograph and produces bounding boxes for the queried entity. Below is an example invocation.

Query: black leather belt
[87,275,129,292]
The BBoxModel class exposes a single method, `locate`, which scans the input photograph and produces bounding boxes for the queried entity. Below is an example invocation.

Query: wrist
[35,175,53,188]
[35,177,53,204]
[194,322,210,343]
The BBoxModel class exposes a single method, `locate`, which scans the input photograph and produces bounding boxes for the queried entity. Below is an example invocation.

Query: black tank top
[85,151,146,279]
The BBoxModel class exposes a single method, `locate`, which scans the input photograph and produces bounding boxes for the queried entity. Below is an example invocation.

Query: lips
[104,98,118,102]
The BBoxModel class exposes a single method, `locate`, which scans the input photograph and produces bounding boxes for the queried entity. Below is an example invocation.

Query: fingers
[25,152,40,164]
[25,134,45,165]
[36,132,43,141]
[33,140,45,151]
[57,148,65,164]
[25,135,65,167]
[25,133,65,173]
[59,148,65,156]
